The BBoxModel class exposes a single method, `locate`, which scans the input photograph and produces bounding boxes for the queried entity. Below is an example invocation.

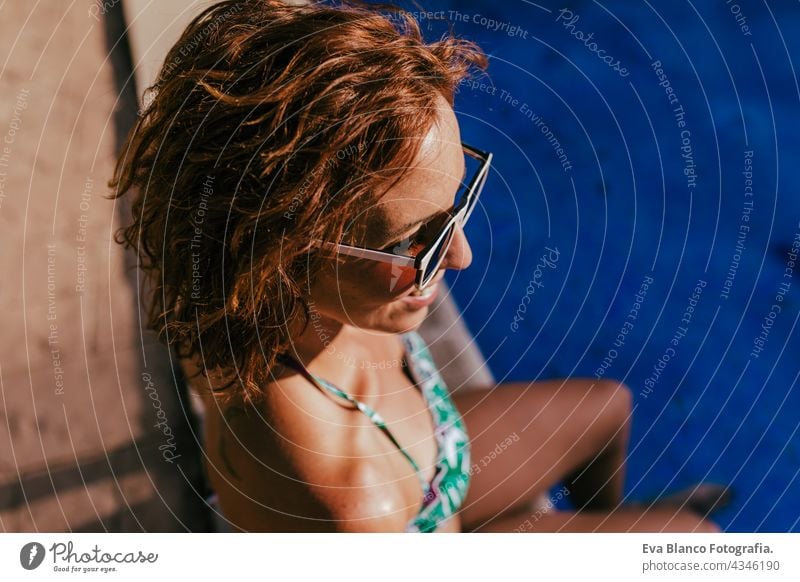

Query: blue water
[378,0,800,531]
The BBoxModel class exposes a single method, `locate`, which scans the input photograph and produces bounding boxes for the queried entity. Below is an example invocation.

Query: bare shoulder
[209,365,411,532]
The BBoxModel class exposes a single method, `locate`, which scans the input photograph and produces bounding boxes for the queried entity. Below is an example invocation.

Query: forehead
[371,96,464,235]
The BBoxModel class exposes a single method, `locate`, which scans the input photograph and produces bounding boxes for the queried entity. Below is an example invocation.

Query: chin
[351,300,429,335]
[345,280,441,334]
[389,300,432,333]
[386,283,442,331]
[393,312,428,333]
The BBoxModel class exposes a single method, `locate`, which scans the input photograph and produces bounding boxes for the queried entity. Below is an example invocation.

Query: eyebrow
[381,164,468,244]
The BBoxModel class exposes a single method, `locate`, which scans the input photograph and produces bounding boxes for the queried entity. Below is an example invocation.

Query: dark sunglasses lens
[465,163,488,223]
[454,151,480,209]
[421,225,455,287]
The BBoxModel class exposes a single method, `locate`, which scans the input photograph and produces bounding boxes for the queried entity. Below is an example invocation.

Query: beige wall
[0,0,207,532]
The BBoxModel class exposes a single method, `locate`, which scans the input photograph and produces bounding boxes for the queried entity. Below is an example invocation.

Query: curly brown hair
[109,0,488,405]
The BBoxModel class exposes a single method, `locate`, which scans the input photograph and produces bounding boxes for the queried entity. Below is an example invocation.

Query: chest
[358,351,440,492]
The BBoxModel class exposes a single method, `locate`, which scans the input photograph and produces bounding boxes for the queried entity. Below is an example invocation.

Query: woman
[111,0,726,532]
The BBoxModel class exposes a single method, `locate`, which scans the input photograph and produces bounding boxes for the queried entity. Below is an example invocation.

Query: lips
[403,272,445,297]
[398,271,445,310]
[410,285,437,298]
[401,282,440,308]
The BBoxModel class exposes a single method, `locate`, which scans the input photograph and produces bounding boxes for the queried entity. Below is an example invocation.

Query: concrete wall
[0,0,209,532]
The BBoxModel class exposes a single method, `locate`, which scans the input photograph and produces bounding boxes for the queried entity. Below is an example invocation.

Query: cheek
[321,260,417,313]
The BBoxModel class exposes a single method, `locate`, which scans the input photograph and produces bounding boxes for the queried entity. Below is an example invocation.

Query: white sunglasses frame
[317,142,492,290]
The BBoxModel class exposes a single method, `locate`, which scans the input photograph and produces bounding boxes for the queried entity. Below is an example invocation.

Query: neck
[284,301,358,366]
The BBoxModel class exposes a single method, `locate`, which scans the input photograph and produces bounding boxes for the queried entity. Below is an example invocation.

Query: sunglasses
[317,142,492,291]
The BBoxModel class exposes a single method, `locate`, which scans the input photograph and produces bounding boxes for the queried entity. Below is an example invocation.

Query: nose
[441,223,472,271]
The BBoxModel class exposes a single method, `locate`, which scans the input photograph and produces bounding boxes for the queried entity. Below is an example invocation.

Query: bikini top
[278,330,471,532]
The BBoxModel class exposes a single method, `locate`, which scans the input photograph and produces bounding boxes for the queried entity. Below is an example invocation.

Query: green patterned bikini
[279,330,471,533]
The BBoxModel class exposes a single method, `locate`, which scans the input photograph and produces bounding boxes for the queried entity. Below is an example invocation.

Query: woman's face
[306,94,473,334]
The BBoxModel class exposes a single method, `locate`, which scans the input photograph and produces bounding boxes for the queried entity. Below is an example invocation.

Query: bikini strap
[276,352,430,493]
